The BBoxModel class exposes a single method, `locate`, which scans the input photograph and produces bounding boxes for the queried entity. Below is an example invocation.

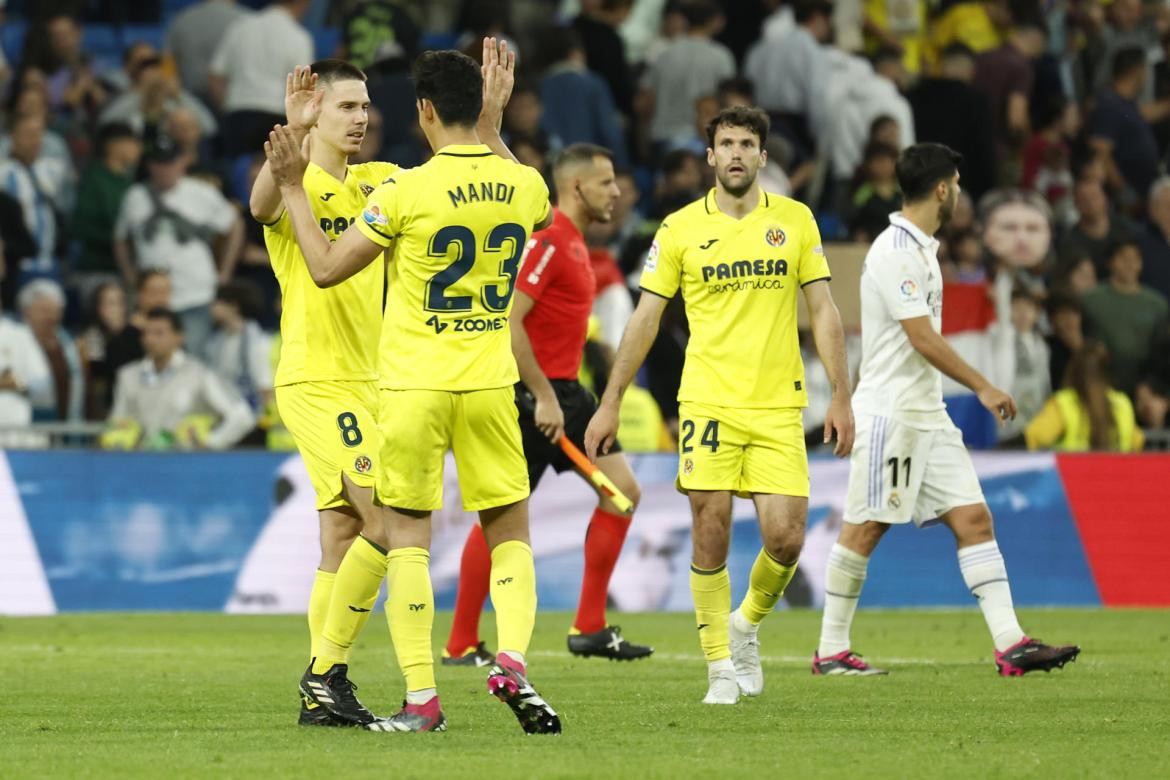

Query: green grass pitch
[2,609,1166,778]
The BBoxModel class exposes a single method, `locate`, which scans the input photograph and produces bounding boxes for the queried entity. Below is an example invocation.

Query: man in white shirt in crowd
[208,0,313,156]
[108,308,254,450]
[0,112,71,288]
[0,294,51,447]
[113,140,242,358]
[813,143,1079,678]
[206,280,273,420]
[165,0,247,105]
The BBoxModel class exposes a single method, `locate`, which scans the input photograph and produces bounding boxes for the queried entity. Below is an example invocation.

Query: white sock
[818,543,869,657]
[708,657,734,676]
[405,687,436,705]
[731,609,757,635]
[958,540,1025,652]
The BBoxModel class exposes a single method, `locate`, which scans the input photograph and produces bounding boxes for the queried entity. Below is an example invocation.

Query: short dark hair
[661,148,700,177]
[215,280,263,320]
[412,50,482,128]
[1108,239,1141,261]
[97,121,138,156]
[1112,46,1147,82]
[311,59,367,86]
[705,105,770,148]
[864,141,899,163]
[1047,293,1082,318]
[680,0,721,28]
[553,143,614,175]
[896,143,963,203]
[145,307,182,331]
[795,0,833,24]
[717,76,755,103]
[941,42,976,62]
[137,269,169,290]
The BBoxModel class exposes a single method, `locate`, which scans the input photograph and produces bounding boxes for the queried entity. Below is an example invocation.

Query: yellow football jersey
[264,160,398,386]
[355,144,550,391]
[640,188,830,409]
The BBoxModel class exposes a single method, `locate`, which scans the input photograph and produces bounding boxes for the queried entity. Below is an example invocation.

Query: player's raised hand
[824,394,855,457]
[264,125,309,188]
[534,395,566,444]
[285,65,323,132]
[479,36,515,134]
[977,385,1018,424]
[584,403,620,462]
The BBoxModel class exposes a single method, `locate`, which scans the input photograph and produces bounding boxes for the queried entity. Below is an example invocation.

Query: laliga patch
[899,278,920,300]
[765,227,786,247]
[362,204,389,227]
[354,455,373,474]
[645,240,660,272]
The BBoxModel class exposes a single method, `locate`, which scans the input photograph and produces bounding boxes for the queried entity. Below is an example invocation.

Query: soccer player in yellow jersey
[266,45,562,734]
[585,106,856,705]
[248,59,395,728]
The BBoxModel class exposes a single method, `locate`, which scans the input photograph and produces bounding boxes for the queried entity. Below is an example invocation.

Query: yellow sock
[312,536,386,674]
[739,549,798,625]
[490,540,537,658]
[307,569,336,661]
[690,563,731,662]
[385,547,436,693]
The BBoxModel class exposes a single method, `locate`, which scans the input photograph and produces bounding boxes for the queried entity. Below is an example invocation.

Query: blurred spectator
[664,94,720,156]
[80,281,129,420]
[650,149,702,219]
[512,134,551,178]
[972,20,1046,176]
[1081,240,1169,396]
[503,81,557,154]
[206,281,273,417]
[166,0,247,103]
[1087,0,1160,95]
[101,41,159,96]
[163,106,218,182]
[1134,375,1170,431]
[339,0,420,70]
[106,309,254,450]
[1047,294,1084,391]
[943,229,987,284]
[72,122,142,297]
[19,279,82,422]
[0,293,51,437]
[209,0,314,157]
[1025,342,1143,451]
[21,14,106,120]
[923,0,1008,73]
[998,288,1051,442]
[0,189,37,310]
[538,27,627,165]
[107,269,172,376]
[0,113,70,291]
[99,55,217,145]
[826,48,915,189]
[1050,255,1098,299]
[113,143,243,358]
[1137,177,1170,302]
[744,0,830,163]
[861,0,926,75]
[1087,47,1160,204]
[1059,177,1133,276]
[1022,96,1077,225]
[1,86,74,177]
[847,141,901,242]
[908,44,997,200]
[644,0,735,150]
[573,0,635,119]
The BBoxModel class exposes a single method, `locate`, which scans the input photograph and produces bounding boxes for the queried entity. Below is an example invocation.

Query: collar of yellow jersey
[702,187,771,216]
[435,143,494,158]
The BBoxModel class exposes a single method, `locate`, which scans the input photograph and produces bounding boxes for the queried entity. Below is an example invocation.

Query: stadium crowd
[0,0,1168,450]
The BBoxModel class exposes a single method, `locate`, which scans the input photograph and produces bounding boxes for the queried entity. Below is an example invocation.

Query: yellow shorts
[377,386,529,512]
[276,381,379,510]
[677,401,808,498]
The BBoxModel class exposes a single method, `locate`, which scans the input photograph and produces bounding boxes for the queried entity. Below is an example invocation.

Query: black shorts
[516,380,622,490]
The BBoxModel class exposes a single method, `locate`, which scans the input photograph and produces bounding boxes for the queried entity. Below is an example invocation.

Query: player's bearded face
[317,80,370,155]
[709,127,764,198]
[938,175,960,227]
[578,156,621,223]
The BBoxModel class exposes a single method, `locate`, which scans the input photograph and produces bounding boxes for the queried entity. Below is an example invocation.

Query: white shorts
[843,414,985,527]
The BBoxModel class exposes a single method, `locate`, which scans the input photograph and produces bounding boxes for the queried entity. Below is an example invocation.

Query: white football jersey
[851,213,951,429]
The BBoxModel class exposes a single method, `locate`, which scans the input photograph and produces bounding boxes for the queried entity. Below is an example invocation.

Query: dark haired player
[443,143,652,667]
[586,106,855,705]
[266,44,562,734]
[813,143,1080,677]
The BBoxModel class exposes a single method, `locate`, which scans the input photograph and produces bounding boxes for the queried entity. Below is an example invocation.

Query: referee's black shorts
[515,379,622,491]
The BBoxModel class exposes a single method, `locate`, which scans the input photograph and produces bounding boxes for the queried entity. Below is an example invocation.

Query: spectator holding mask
[1081,240,1169,396]
[80,281,129,420]
[113,140,243,357]
[1025,342,1142,451]
[981,188,1054,297]
[105,309,254,450]
[18,279,82,423]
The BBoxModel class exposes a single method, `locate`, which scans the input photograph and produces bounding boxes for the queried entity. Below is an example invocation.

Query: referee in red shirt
[443,144,652,663]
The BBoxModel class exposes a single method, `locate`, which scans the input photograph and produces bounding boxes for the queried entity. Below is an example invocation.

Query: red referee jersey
[516,208,595,380]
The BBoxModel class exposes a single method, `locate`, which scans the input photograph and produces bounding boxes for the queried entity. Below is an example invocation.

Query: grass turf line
[1,609,1166,778]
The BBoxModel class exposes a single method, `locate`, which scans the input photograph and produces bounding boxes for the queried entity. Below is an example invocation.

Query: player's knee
[950,505,994,546]
[622,480,642,512]
[764,526,804,565]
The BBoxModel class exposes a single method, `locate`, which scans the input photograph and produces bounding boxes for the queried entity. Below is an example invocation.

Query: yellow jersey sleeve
[638,220,683,298]
[356,177,402,247]
[796,206,831,286]
[353,160,401,185]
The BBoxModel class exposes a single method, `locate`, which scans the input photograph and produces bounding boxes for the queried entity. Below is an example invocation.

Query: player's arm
[802,279,854,457]
[901,316,1018,422]
[584,290,669,459]
[214,210,244,283]
[249,66,322,224]
[265,125,382,287]
[510,290,564,442]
